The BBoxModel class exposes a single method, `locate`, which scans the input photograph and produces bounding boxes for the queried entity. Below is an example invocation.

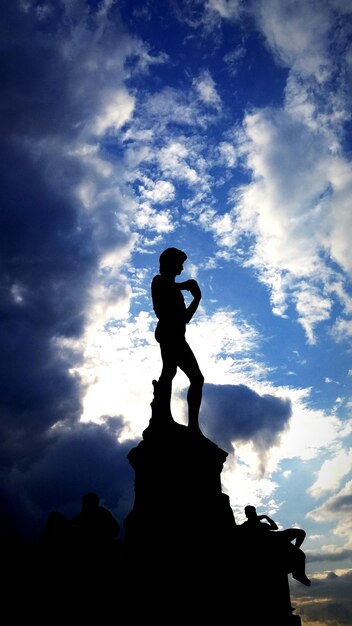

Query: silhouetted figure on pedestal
[69,492,123,612]
[151,247,204,434]
[240,505,311,587]
[70,492,120,552]
[40,510,71,551]
[242,504,279,531]
[242,504,307,548]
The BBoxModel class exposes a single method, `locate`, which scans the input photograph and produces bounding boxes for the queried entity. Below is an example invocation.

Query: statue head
[81,492,100,512]
[159,247,187,275]
[244,505,257,519]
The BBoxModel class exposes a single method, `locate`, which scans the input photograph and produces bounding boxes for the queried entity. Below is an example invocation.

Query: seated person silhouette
[240,505,311,586]
[241,504,279,532]
[151,247,204,434]
[70,492,120,552]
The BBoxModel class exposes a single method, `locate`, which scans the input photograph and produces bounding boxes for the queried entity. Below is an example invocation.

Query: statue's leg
[285,542,311,587]
[178,341,204,431]
[294,529,306,549]
[187,376,204,430]
[291,551,311,586]
[156,343,178,420]
[281,528,306,549]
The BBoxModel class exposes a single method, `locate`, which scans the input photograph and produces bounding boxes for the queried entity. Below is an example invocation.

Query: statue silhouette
[240,505,311,587]
[41,510,71,547]
[151,247,204,433]
[70,492,120,550]
[36,495,123,621]
[242,504,279,531]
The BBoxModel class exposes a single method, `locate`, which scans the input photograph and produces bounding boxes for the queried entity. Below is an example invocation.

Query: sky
[1,0,352,622]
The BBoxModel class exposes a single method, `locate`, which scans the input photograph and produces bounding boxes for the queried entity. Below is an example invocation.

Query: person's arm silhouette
[178,279,202,323]
[257,514,279,530]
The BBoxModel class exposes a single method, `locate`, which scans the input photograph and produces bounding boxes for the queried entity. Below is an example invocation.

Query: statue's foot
[292,570,311,586]
[188,424,205,438]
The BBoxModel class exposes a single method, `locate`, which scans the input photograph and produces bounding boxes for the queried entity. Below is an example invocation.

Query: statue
[151,247,204,434]
[239,505,311,587]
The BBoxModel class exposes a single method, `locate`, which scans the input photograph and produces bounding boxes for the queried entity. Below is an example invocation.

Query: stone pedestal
[123,384,303,624]
[233,531,302,625]
[124,416,235,556]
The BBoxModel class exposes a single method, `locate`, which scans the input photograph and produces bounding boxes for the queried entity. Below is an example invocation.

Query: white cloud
[69,141,138,269]
[222,451,279,522]
[131,43,169,74]
[144,87,201,128]
[270,388,351,464]
[92,88,135,135]
[135,202,175,233]
[195,1,352,345]
[295,284,331,345]
[209,212,239,247]
[186,310,265,384]
[332,317,352,342]
[308,480,352,547]
[85,239,137,328]
[79,310,159,437]
[284,73,349,140]
[207,0,242,20]
[204,103,352,342]
[223,46,246,74]
[309,449,352,498]
[218,141,237,167]
[139,179,175,203]
[325,158,352,274]
[253,0,333,82]
[193,70,222,109]
[328,280,352,316]
[158,141,200,184]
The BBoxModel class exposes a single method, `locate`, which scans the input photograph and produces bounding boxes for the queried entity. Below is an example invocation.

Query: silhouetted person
[151,247,204,434]
[241,505,306,545]
[70,492,120,552]
[242,504,279,532]
[240,505,311,586]
[40,510,71,551]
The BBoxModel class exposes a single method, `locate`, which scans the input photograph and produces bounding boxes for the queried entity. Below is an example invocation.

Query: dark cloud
[201,383,292,469]
[325,493,352,513]
[0,418,137,542]
[307,548,352,563]
[291,570,352,625]
[0,1,138,542]
[1,1,129,138]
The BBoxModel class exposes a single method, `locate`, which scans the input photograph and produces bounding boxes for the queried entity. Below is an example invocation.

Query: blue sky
[1,1,352,622]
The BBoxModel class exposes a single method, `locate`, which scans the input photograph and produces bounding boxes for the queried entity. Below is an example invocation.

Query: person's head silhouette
[81,492,100,513]
[244,505,257,519]
[159,248,187,276]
